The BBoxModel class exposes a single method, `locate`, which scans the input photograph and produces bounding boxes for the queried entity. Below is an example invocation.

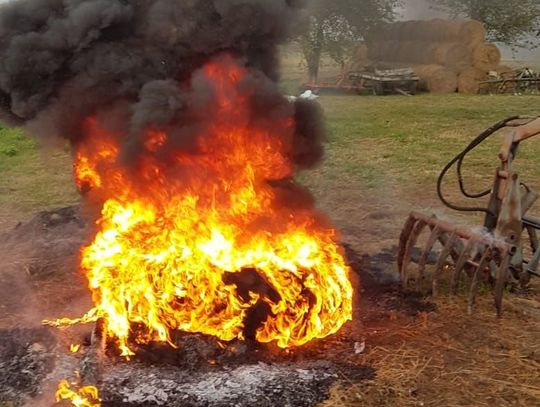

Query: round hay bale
[413,64,458,93]
[386,22,403,41]
[459,20,487,46]
[427,19,461,42]
[367,41,383,61]
[367,22,394,42]
[411,20,432,41]
[380,41,401,62]
[458,66,488,94]
[434,42,473,71]
[408,42,430,64]
[396,41,419,63]
[347,44,369,71]
[472,42,501,71]
[452,63,473,75]
[400,20,420,40]
[366,23,386,43]
[495,65,515,80]
[419,43,441,64]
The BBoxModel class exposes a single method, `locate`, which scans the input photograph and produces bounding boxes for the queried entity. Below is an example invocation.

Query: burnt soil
[1,205,539,406]
[0,205,434,407]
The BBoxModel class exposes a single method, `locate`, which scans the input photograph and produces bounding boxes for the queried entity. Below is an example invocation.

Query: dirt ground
[1,172,539,406]
[313,177,540,407]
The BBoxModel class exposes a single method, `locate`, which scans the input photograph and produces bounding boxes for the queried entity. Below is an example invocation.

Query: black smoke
[0,0,323,171]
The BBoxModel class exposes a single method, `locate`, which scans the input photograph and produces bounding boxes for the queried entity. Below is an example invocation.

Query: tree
[429,0,540,48]
[299,0,400,82]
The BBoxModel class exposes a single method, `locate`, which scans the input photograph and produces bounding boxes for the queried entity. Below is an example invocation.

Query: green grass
[0,126,78,228]
[307,94,540,197]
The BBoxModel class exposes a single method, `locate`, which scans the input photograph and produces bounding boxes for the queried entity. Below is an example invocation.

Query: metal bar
[433,232,457,297]
[409,212,516,255]
[451,239,475,295]
[527,247,540,276]
[523,216,540,230]
[468,248,491,315]
[401,220,428,289]
[494,251,511,317]
[397,215,418,274]
[417,225,441,292]
[527,225,539,253]
[479,78,540,84]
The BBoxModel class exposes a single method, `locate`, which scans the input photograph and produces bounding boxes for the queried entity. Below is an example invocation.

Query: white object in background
[299,90,319,100]
[354,341,366,355]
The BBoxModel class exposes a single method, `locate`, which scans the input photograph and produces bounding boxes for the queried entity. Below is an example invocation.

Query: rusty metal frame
[398,117,540,314]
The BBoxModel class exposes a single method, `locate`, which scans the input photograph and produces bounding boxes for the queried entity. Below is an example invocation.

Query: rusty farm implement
[398,116,540,314]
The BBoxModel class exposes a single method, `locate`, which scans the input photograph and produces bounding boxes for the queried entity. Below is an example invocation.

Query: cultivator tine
[417,225,441,291]
[398,211,518,314]
[527,225,539,252]
[468,247,491,315]
[451,239,475,295]
[527,247,540,277]
[397,215,418,274]
[494,250,511,317]
[399,218,428,289]
[433,232,457,297]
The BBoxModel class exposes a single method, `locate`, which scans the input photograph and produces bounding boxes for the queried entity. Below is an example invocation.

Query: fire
[55,380,100,407]
[70,344,81,353]
[49,56,353,355]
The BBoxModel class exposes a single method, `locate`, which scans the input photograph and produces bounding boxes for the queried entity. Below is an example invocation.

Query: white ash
[102,360,340,407]
[0,328,57,406]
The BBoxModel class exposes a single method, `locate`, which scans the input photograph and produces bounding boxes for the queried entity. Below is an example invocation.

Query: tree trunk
[302,21,324,84]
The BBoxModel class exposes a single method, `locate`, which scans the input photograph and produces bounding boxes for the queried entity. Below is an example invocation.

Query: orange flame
[49,56,353,356]
[55,380,100,407]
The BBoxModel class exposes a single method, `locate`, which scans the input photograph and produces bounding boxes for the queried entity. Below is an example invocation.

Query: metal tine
[488,260,498,280]
[450,239,475,296]
[397,215,419,273]
[468,247,491,316]
[527,225,539,252]
[439,232,465,266]
[400,220,428,289]
[417,225,441,292]
[527,247,540,276]
[432,231,457,297]
[494,250,511,317]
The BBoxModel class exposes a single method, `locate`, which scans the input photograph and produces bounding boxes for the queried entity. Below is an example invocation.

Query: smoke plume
[0,0,323,170]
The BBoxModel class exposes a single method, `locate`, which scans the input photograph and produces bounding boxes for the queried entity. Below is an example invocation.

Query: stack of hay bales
[365,19,504,94]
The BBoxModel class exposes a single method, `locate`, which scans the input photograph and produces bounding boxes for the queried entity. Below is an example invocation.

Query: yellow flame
[70,344,81,353]
[55,380,100,407]
[46,56,354,356]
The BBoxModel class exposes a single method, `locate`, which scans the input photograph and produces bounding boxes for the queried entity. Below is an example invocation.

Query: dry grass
[319,292,540,407]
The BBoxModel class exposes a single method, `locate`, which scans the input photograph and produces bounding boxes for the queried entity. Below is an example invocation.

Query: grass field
[0,128,77,228]
[2,94,539,229]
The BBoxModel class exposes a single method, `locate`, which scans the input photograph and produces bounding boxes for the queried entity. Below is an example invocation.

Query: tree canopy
[429,0,540,47]
[299,0,400,82]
